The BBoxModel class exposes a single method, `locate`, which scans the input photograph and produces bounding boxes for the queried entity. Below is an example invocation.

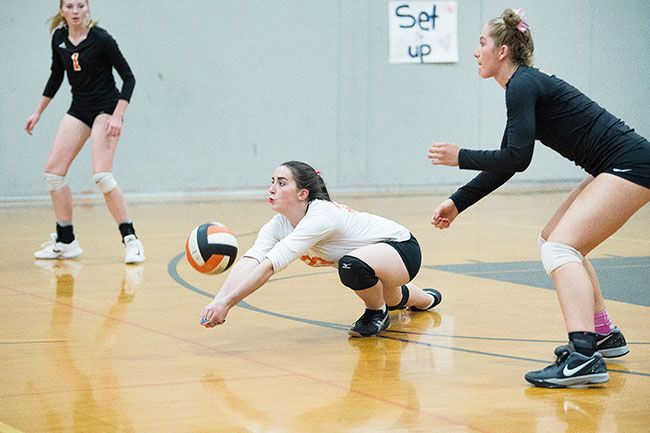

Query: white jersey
[244,199,411,272]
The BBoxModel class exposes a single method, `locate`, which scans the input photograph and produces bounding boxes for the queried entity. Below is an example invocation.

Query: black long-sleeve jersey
[450,65,648,212]
[43,26,135,107]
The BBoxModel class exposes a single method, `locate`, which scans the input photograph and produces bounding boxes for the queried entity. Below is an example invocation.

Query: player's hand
[200,299,229,328]
[428,142,460,166]
[431,199,458,229]
[25,113,41,135]
[105,115,123,137]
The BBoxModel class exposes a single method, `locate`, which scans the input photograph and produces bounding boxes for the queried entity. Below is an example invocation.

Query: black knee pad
[338,255,378,290]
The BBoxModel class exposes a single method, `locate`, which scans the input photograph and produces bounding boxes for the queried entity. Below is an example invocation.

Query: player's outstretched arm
[200,258,274,328]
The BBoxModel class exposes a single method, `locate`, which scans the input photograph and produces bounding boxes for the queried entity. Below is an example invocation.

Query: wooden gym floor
[1,189,649,432]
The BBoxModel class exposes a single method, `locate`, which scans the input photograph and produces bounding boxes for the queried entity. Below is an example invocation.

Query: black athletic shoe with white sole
[348,308,390,337]
[410,288,442,311]
[525,351,609,388]
[554,326,629,358]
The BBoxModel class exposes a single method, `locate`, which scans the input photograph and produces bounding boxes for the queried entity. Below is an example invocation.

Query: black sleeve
[458,74,538,172]
[448,131,515,212]
[449,170,515,213]
[102,31,135,102]
[43,33,64,98]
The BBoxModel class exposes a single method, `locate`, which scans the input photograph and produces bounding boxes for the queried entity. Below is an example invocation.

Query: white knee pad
[92,172,117,194]
[540,241,584,275]
[44,172,66,191]
[536,235,546,251]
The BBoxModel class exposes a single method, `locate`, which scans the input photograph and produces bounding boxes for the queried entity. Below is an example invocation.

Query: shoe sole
[600,346,629,358]
[526,372,609,388]
[555,344,630,359]
[34,252,83,260]
[347,330,367,338]
[125,256,146,264]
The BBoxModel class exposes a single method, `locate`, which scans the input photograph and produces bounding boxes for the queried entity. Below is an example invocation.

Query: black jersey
[450,66,648,212]
[43,26,135,107]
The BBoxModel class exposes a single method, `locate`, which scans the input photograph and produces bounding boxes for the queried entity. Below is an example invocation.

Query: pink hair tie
[315,169,322,176]
[514,8,528,33]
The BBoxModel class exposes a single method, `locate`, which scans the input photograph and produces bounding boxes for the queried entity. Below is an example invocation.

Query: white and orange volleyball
[185,222,238,274]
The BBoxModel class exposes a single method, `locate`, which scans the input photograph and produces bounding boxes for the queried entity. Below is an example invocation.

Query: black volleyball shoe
[348,307,390,337]
[525,350,609,388]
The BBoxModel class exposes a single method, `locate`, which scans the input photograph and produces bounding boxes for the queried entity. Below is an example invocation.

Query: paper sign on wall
[388,1,458,64]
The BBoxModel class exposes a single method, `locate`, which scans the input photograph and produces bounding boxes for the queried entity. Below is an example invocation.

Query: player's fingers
[200,309,213,326]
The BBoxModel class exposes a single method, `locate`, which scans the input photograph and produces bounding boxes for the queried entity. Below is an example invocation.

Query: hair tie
[314,169,322,176]
[514,8,528,33]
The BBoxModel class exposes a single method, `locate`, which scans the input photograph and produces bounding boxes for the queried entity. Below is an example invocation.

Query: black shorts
[67,99,118,128]
[384,234,421,281]
[599,138,650,189]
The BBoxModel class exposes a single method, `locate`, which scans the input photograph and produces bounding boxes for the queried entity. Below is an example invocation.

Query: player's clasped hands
[200,299,228,328]
[427,142,460,166]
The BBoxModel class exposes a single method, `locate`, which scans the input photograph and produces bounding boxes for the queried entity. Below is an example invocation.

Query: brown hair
[487,8,534,66]
[49,0,98,33]
[281,161,331,202]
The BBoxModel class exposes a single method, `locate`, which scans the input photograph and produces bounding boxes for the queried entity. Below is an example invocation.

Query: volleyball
[185,222,238,274]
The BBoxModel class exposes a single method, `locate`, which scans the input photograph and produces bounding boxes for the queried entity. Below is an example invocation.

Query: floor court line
[167,253,650,378]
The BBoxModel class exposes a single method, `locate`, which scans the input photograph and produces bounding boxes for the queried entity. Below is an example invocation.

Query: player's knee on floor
[44,172,66,191]
[92,172,117,194]
[540,241,584,275]
[387,285,409,311]
[338,255,378,290]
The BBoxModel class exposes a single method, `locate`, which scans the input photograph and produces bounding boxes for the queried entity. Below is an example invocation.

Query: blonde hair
[48,0,98,33]
[487,8,534,66]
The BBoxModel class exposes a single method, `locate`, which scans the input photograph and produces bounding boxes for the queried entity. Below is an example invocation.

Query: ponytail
[48,12,65,33]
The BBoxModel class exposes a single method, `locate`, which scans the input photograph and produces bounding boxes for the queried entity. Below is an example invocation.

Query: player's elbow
[512,159,531,172]
[506,151,532,172]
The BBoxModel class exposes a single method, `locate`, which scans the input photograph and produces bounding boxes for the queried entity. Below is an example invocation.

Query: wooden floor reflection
[1,190,649,432]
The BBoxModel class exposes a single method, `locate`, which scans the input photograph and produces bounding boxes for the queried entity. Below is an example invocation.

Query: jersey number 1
[71,52,81,71]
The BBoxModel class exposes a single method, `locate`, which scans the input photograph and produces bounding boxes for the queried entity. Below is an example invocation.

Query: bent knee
[540,241,584,275]
[338,255,378,290]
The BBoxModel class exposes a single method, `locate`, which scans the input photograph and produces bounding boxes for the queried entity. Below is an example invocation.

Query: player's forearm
[34,96,52,116]
[220,259,274,308]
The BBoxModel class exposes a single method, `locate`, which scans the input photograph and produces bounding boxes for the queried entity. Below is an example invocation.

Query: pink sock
[594,310,612,334]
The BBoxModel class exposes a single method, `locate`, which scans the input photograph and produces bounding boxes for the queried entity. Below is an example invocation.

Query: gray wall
[2,1,649,199]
